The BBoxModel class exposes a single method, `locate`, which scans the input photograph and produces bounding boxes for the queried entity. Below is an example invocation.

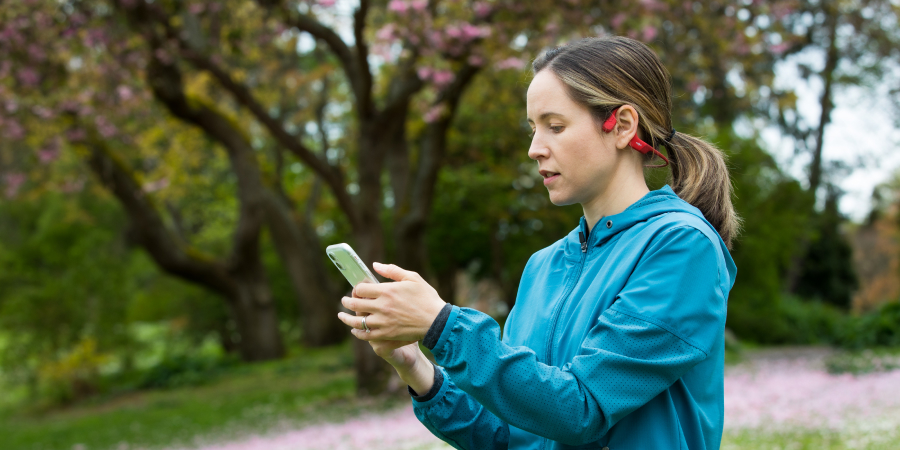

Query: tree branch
[179,46,360,229]
[401,63,481,229]
[254,0,373,115]
[79,132,234,297]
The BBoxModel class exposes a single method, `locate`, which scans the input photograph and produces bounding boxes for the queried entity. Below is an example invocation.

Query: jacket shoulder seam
[608,306,709,357]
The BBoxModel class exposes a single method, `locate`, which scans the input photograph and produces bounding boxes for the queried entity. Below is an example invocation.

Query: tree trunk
[785,7,840,292]
[227,267,285,361]
[265,193,347,347]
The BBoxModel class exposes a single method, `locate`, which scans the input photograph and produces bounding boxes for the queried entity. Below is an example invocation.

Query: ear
[613,105,640,150]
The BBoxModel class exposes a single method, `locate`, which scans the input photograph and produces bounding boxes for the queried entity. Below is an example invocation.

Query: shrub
[37,338,111,404]
[838,301,900,349]
[137,352,239,389]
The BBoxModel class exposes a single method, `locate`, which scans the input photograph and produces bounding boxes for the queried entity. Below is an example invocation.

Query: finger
[337,312,365,330]
[341,296,379,314]
[353,282,384,299]
[351,327,379,341]
[372,262,421,282]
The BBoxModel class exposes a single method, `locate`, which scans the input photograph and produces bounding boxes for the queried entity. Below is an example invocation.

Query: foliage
[714,130,817,342]
[136,351,240,390]
[0,342,374,450]
[825,347,900,375]
[838,301,900,349]
[36,338,111,405]
[794,189,859,309]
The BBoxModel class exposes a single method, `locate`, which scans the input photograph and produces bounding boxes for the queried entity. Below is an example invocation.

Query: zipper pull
[579,231,587,253]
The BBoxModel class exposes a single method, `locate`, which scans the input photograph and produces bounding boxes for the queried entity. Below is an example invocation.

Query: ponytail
[534,36,742,248]
[665,132,741,249]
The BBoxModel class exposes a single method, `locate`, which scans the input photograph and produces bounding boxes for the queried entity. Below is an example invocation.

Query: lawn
[2,344,899,450]
[0,343,404,450]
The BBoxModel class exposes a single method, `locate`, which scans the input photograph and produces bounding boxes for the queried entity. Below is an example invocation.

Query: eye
[528,129,535,138]
[550,125,564,133]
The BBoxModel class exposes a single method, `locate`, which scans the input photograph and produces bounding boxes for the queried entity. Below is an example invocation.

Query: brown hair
[533,36,741,248]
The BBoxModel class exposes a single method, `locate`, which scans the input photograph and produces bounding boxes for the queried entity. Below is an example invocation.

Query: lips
[539,169,560,186]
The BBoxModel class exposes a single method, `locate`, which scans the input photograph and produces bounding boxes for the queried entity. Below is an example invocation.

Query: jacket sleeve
[412,365,510,449]
[419,225,727,446]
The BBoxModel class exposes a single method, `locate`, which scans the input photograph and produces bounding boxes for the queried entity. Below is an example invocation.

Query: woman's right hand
[367,339,435,394]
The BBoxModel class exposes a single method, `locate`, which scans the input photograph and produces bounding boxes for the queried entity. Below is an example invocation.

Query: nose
[528,133,549,161]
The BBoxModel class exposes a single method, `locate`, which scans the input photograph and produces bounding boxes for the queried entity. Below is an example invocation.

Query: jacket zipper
[540,223,592,450]
[544,224,591,368]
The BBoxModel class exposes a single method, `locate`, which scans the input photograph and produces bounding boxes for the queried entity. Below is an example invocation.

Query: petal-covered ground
[177,349,900,450]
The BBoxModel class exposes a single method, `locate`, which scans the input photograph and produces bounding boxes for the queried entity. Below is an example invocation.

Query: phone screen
[325,243,379,287]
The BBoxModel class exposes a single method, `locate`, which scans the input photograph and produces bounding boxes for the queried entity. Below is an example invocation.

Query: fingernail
[373,262,384,268]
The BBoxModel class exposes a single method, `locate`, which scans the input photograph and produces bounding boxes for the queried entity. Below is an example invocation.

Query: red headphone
[602,107,670,168]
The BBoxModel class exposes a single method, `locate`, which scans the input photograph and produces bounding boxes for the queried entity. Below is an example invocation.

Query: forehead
[526,70,580,119]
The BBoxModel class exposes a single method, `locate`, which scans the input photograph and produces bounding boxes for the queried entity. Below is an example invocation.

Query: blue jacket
[412,185,737,450]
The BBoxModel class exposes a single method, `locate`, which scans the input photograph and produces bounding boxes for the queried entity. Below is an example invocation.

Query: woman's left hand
[337,262,447,342]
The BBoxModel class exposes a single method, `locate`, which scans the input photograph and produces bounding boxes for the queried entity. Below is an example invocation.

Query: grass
[0,342,406,450]
[722,427,900,450]
[3,343,899,450]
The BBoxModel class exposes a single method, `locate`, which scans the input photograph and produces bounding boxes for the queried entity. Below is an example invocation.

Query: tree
[2,0,852,393]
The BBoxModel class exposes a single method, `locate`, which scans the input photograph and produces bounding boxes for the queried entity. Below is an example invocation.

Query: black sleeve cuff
[409,362,444,402]
[422,303,452,350]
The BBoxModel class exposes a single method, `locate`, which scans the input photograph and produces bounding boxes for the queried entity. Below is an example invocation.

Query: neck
[582,170,649,232]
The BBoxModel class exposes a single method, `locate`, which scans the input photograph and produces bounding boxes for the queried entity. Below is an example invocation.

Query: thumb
[373,262,419,282]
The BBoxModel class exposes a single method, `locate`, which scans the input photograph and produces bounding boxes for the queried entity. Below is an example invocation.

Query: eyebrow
[527,111,566,123]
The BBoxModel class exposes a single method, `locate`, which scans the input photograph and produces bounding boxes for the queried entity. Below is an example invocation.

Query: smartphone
[325,243,379,288]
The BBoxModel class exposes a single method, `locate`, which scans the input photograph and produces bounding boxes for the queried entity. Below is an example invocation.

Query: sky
[763,50,900,223]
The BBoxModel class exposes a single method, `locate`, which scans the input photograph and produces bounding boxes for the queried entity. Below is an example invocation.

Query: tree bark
[83,139,284,361]
[785,6,840,292]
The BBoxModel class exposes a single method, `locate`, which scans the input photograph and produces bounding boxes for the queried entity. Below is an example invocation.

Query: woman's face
[526,70,623,207]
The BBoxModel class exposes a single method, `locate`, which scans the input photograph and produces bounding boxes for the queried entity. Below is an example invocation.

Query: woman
[338,36,739,450]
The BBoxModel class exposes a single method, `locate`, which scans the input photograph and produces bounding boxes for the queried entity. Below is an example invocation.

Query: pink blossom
[375,24,396,42]
[117,85,134,101]
[445,26,462,39]
[687,80,701,93]
[27,44,46,62]
[4,119,24,140]
[84,28,107,47]
[467,55,485,67]
[32,106,53,118]
[610,13,627,29]
[725,356,900,431]
[38,139,61,164]
[495,56,525,70]
[4,172,26,198]
[641,25,657,42]
[95,116,117,138]
[17,67,39,87]
[5,99,17,113]
[179,405,440,450]
[474,1,492,18]
[317,0,336,7]
[424,104,446,123]
[410,0,427,12]
[417,67,433,80]
[431,70,453,88]
[460,23,490,40]
[639,0,666,11]
[188,3,206,14]
[388,0,408,13]
[769,42,789,55]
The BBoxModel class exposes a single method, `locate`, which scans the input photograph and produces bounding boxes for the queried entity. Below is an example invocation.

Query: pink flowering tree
[0,0,839,393]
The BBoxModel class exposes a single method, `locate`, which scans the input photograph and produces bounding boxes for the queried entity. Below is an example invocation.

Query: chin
[547,191,577,206]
